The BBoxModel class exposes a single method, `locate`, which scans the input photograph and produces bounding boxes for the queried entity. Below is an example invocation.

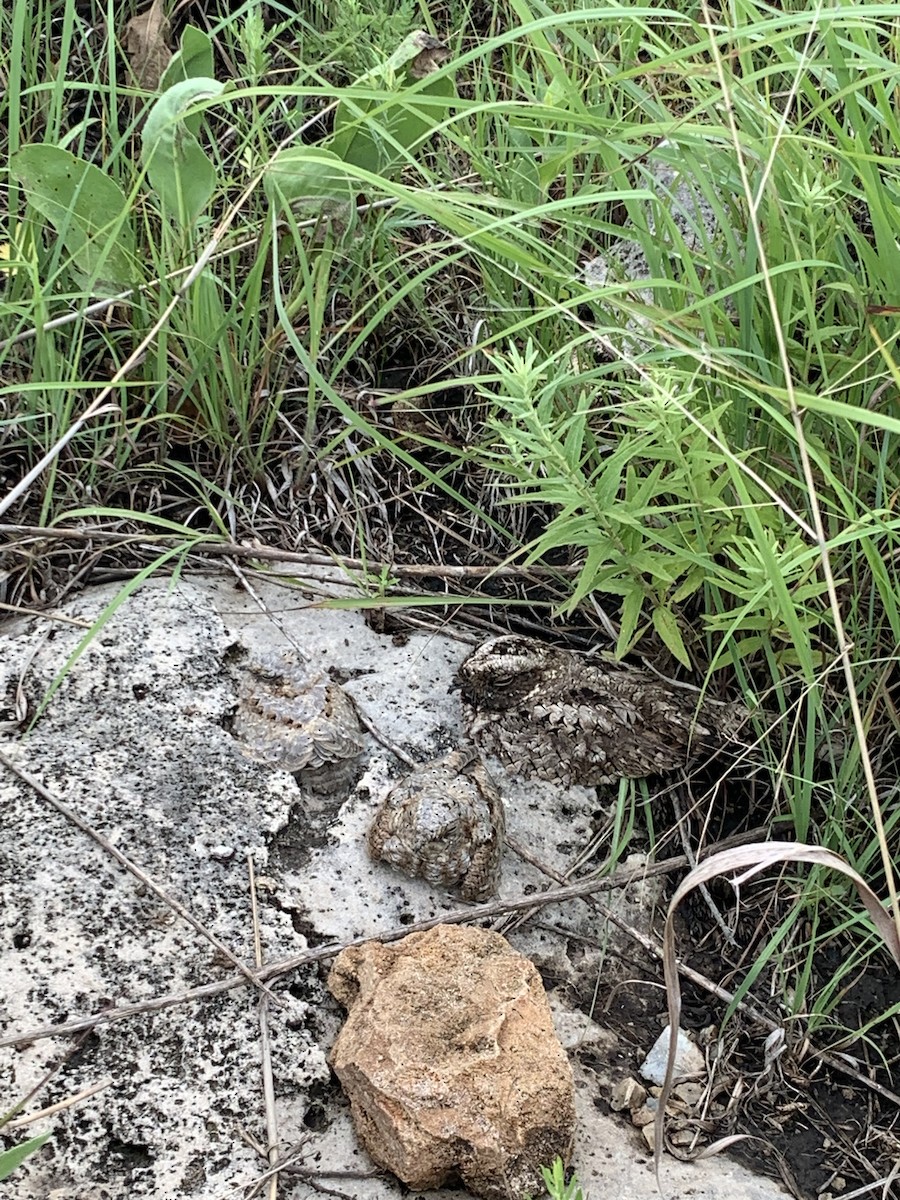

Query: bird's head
[454,635,564,711]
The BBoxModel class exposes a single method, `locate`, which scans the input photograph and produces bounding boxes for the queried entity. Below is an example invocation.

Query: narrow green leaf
[562,542,607,612]
[671,566,705,605]
[30,541,203,728]
[11,145,137,294]
[616,588,646,658]
[652,604,691,668]
[0,1133,50,1182]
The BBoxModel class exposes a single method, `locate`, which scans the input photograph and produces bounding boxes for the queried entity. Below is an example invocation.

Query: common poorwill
[367,749,504,901]
[456,635,751,787]
[232,649,365,790]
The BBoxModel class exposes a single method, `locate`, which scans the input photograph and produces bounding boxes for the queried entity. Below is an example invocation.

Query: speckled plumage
[581,151,721,294]
[367,749,504,901]
[456,635,750,787]
[232,649,364,788]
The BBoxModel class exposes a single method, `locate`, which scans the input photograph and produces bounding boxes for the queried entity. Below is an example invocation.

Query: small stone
[670,1128,701,1147]
[673,1081,705,1107]
[610,1078,647,1112]
[548,994,614,1053]
[327,924,576,1200]
[631,1106,656,1128]
[639,1025,706,1086]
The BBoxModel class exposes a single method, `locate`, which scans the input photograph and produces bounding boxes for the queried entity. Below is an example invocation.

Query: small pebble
[610,1077,647,1112]
[673,1081,705,1107]
[639,1024,706,1086]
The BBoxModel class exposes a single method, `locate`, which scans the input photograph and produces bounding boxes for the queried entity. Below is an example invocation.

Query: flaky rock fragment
[580,144,738,356]
[327,924,576,1200]
[367,749,504,901]
[582,152,721,295]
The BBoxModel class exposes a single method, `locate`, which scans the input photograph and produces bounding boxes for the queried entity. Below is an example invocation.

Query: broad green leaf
[537,150,572,191]
[0,1133,50,1182]
[160,26,214,110]
[11,145,137,294]
[263,148,354,215]
[652,604,691,668]
[331,101,382,175]
[142,77,225,227]
[331,30,455,177]
[507,121,534,151]
[333,83,454,176]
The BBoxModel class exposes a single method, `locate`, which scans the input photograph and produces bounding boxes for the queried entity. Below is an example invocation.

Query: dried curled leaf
[124,0,173,91]
[406,32,450,79]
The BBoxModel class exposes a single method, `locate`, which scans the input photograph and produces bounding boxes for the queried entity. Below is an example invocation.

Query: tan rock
[327,924,576,1200]
[609,1077,647,1112]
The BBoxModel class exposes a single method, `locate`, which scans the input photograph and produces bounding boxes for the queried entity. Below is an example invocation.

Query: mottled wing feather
[307,686,366,767]
[233,650,364,774]
[368,750,504,901]
[460,639,746,786]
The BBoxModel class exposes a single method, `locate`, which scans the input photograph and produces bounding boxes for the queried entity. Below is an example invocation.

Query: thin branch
[0,524,582,580]
[2,826,896,1116]
[6,1077,113,1131]
[225,555,310,659]
[0,1027,97,1129]
[0,849,713,1050]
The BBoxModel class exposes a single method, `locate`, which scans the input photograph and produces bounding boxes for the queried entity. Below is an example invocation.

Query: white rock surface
[581,142,741,357]
[0,572,790,1200]
[640,1024,707,1086]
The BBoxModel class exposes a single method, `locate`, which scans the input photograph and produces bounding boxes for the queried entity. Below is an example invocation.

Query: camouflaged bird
[233,648,365,792]
[367,749,504,901]
[456,635,752,788]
